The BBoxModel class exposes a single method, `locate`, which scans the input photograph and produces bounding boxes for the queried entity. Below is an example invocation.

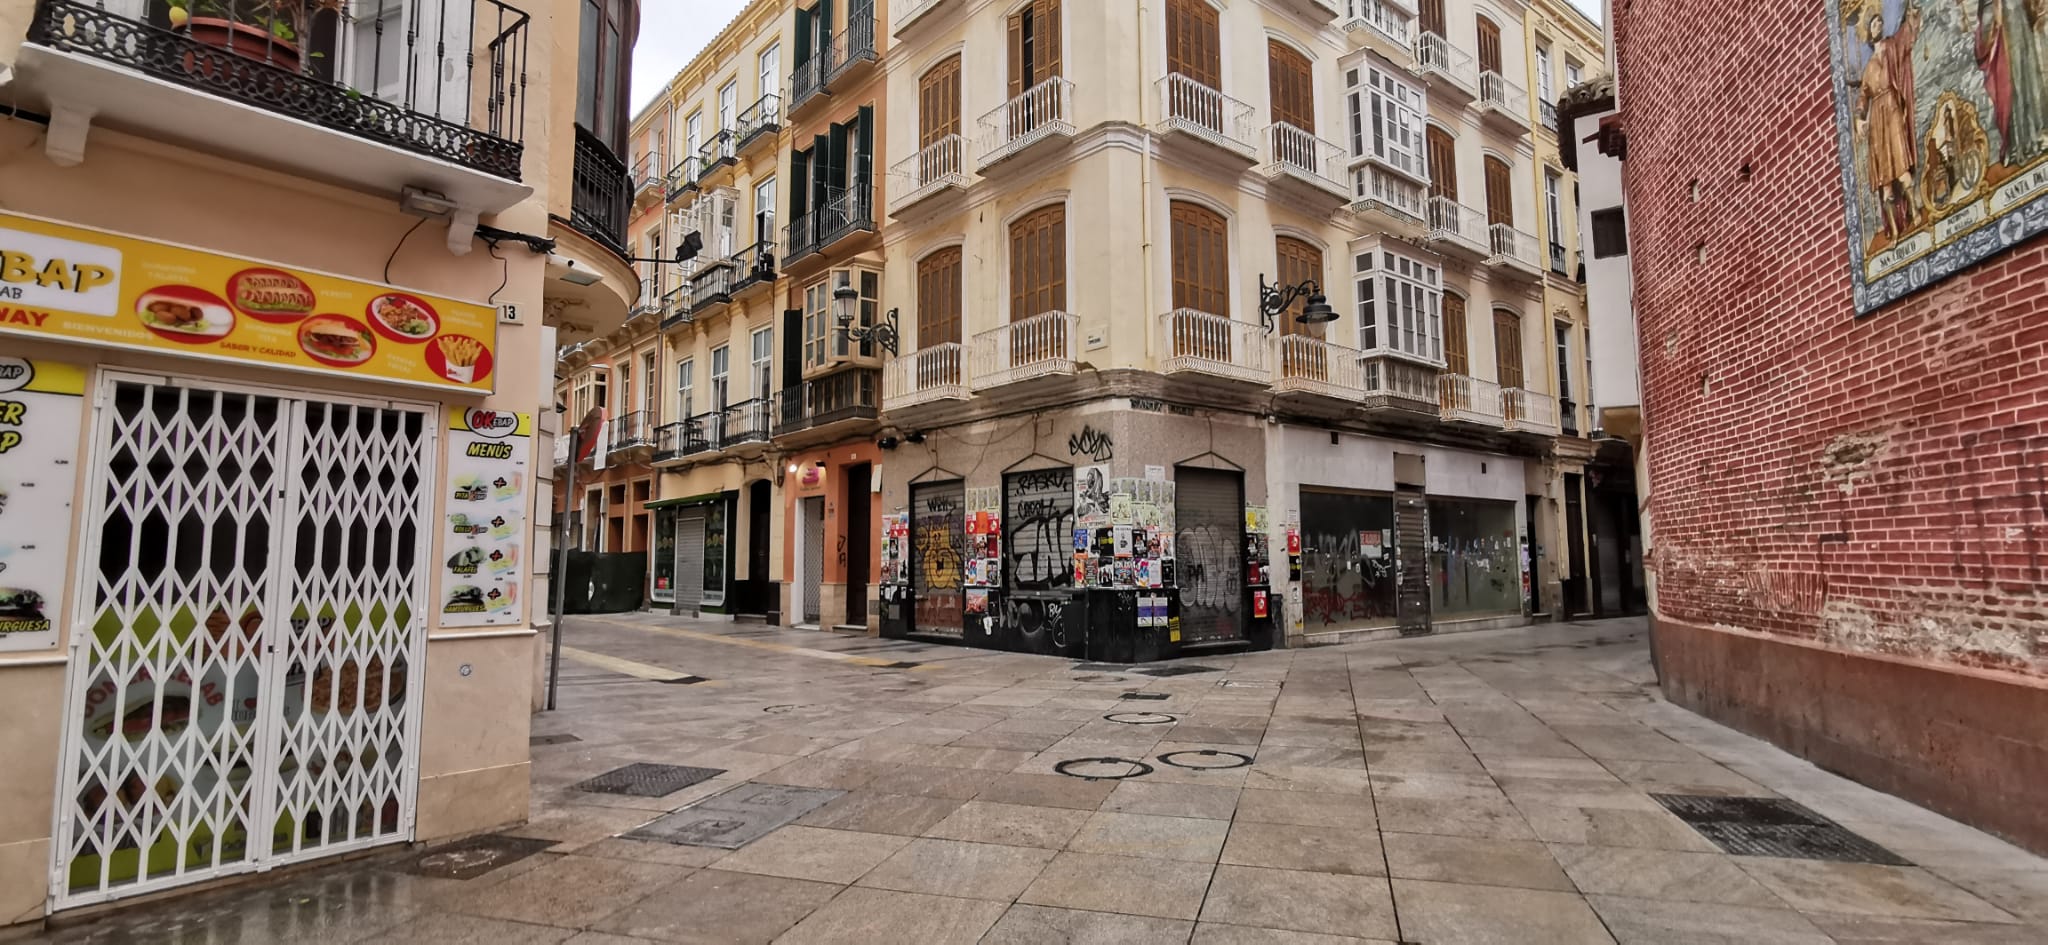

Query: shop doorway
[843,464,872,627]
[1174,467,1245,644]
[1394,485,1432,635]
[910,480,965,638]
[799,496,825,624]
[56,376,433,908]
[674,510,707,615]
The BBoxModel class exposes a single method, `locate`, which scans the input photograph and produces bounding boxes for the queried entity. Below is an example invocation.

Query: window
[1419,0,1444,36]
[804,280,830,368]
[642,351,658,418]
[1425,126,1458,201]
[1566,58,1583,89]
[618,361,633,414]
[1275,236,1324,338]
[1348,66,1425,179]
[759,44,780,101]
[802,270,879,367]
[921,55,963,147]
[1165,0,1220,88]
[686,112,702,166]
[1484,155,1514,226]
[754,177,777,245]
[1428,497,1521,617]
[1590,207,1629,258]
[1554,321,1574,404]
[1536,43,1553,104]
[1268,40,1313,132]
[1009,0,1063,97]
[1353,249,1441,362]
[719,81,738,131]
[1010,205,1067,321]
[917,247,964,347]
[751,326,774,401]
[710,345,730,412]
[676,358,695,419]
[1443,292,1469,375]
[1169,201,1229,316]
[575,0,635,149]
[1545,171,1563,245]
[1493,308,1524,389]
[1476,17,1503,75]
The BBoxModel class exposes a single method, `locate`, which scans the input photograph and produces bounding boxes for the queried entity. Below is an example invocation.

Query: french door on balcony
[1484,155,1514,227]
[920,54,963,181]
[1476,16,1503,75]
[1427,126,1458,201]
[346,0,472,123]
[1169,201,1230,360]
[1419,0,1445,37]
[1165,0,1222,130]
[1267,40,1313,133]
[1009,204,1068,367]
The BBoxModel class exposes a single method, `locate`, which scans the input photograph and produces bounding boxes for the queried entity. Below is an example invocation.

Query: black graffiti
[1004,594,1069,653]
[1005,469,1076,590]
[1067,426,1114,462]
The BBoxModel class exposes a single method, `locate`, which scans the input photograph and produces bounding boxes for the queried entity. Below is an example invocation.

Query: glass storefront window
[703,501,728,605]
[1427,497,1521,618]
[652,507,677,603]
[1300,489,1399,630]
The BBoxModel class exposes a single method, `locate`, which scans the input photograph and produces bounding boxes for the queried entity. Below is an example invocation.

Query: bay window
[1354,248,1442,363]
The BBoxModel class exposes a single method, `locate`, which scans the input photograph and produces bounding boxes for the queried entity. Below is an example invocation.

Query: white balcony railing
[1344,0,1414,49]
[1440,373,1504,425]
[1478,71,1530,125]
[1486,223,1543,273]
[1501,387,1561,434]
[971,311,1078,389]
[1156,74,1258,158]
[1274,335,1365,401]
[980,77,1076,168]
[884,343,969,407]
[893,0,948,34]
[1351,164,1428,221]
[1363,356,1440,407]
[890,134,967,211]
[1159,309,1272,384]
[631,152,665,196]
[1424,196,1489,254]
[1414,33,1477,95]
[1262,123,1347,194]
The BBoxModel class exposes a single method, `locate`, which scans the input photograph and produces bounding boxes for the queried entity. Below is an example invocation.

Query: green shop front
[649,491,735,615]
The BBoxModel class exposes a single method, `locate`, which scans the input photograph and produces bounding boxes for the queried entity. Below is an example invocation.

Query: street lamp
[1258,274,1337,334]
[835,281,900,355]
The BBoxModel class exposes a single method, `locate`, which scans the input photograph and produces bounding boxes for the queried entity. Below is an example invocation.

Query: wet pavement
[29,614,2048,944]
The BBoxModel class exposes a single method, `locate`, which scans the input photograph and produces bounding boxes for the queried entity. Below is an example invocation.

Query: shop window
[1300,490,1398,630]
[704,501,728,602]
[1427,497,1520,618]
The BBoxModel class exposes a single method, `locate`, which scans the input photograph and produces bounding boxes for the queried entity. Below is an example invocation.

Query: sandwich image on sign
[298,316,376,366]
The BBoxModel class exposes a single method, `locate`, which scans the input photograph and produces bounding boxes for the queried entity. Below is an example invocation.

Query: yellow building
[0,0,638,923]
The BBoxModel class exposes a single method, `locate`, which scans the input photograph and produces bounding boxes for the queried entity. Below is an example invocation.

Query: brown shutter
[1274,236,1324,338]
[1476,17,1503,74]
[920,56,962,147]
[1484,156,1514,226]
[1009,204,1067,322]
[1008,9,1026,98]
[1167,0,1220,88]
[1493,308,1524,389]
[1443,292,1469,375]
[1267,41,1313,132]
[1169,201,1229,316]
[917,247,963,346]
[1420,0,1445,37]
[1035,0,1062,83]
[1427,126,1458,201]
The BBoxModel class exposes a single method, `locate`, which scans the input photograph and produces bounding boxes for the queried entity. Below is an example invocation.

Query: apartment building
[876,0,1604,656]
[0,0,640,922]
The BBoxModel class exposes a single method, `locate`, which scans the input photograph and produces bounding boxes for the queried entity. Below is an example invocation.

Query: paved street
[37,616,2048,944]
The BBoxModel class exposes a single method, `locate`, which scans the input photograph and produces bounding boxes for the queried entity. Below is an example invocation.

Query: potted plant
[167,0,346,75]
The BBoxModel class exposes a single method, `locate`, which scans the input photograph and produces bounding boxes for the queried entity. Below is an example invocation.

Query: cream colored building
[0,0,638,924]
[875,0,1603,654]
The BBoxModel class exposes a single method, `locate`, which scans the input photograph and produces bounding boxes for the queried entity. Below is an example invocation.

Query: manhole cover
[1054,757,1155,781]
[1158,749,1253,770]
[529,733,581,746]
[572,763,726,798]
[1653,794,1909,865]
[627,783,844,850]
[395,834,554,880]
[1104,712,1177,725]
[1120,691,1171,701]
[1134,664,1222,677]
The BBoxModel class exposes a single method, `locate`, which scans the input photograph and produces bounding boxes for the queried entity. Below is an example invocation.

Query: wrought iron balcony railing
[1440,373,1504,425]
[720,398,774,447]
[1158,309,1272,384]
[652,421,682,460]
[1156,74,1258,158]
[790,9,877,110]
[736,92,782,150]
[774,368,880,434]
[979,77,1075,168]
[606,411,650,451]
[27,0,533,180]
[1414,31,1477,96]
[660,285,692,330]
[570,124,630,255]
[689,262,738,313]
[1424,196,1489,255]
[1549,241,1570,274]
[890,134,967,211]
[786,182,874,263]
[1541,100,1560,132]
[1501,387,1560,435]
[971,311,1077,389]
[681,413,718,455]
[884,344,968,408]
[1261,122,1346,195]
[631,151,666,197]
[630,277,658,316]
[730,239,778,294]
[1274,335,1365,401]
[1486,223,1544,274]
[1478,71,1530,125]
[695,129,736,179]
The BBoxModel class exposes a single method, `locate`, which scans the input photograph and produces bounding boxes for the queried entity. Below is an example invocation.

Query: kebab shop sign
[0,209,498,392]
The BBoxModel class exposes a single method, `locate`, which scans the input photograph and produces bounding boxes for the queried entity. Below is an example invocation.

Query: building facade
[0,0,639,923]
[1611,0,2048,851]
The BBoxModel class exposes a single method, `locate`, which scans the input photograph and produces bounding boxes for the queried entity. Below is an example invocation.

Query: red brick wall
[1614,1,2048,676]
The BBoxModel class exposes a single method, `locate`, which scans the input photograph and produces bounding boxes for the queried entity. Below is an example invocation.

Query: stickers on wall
[440,408,533,628]
[0,357,84,653]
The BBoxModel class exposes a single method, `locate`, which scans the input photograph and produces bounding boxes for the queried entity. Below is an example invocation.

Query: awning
[644,490,730,510]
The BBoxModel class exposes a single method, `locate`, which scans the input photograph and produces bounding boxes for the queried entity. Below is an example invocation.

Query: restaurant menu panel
[440,408,532,628]
[0,356,84,652]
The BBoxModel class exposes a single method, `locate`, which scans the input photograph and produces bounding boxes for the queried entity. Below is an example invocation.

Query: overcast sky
[631,1,1607,115]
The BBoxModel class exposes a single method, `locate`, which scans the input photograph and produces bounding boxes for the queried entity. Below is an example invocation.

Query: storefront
[648,491,737,616]
[782,444,877,630]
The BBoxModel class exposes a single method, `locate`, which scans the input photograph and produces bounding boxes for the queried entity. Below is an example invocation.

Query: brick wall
[1614,1,2048,676]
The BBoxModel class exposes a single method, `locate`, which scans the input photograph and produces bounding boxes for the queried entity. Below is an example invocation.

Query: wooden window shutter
[1034,0,1062,83]
[1476,17,1502,74]
[1167,0,1220,88]
[1274,237,1323,338]
[1443,293,1469,375]
[1427,126,1458,201]
[1007,9,1026,98]
[1419,0,1445,37]
[1009,205,1068,322]
[1169,201,1229,316]
[1484,156,1513,226]
[920,56,962,147]
[1494,309,1524,389]
[917,248,963,346]
[1267,41,1313,132]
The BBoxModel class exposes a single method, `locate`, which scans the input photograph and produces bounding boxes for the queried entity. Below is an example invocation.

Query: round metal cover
[1103,712,1177,725]
[1157,749,1253,770]
[1053,757,1155,781]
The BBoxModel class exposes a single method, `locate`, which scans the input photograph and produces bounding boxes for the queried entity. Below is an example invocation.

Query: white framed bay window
[1354,247,1443,364]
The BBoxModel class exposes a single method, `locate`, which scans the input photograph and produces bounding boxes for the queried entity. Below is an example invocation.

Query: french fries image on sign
[437,335,483,382]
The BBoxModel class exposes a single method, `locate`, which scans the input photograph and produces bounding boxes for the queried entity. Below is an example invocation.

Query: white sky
[630,0,1607,115]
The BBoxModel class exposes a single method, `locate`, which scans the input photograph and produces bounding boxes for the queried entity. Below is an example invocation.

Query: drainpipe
[1138,0,1155,363]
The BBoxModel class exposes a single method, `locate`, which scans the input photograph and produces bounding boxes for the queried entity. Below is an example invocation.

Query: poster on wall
[1826,0,2048,313]
[1075,464,1110,526]
[0,357,84,652]
[440,408,533,627]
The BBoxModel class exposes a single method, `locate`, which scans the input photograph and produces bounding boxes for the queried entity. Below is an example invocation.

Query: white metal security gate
[53,375,433,909]
[800,497,825,623]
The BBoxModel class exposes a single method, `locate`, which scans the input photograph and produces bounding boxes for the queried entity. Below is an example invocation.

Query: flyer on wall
[440,408,533,628]
[0,356,84,653]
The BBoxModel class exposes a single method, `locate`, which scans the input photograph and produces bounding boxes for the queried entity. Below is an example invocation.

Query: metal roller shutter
[1174,467,1244,644]
[675,510,707,614]
[910,480,965,638]
[1395,485,1432,635]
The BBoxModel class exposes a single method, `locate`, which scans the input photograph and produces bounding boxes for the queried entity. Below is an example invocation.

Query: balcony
[569,125,630,256]
[667,156,700,202]
[1349,164,1428,231]
[884,344,970,409]
[979,77,1076,171]
[1158,309,1272,386]
[774,368,881,439]
[606,411,653,455]
[1362,356,1441,414]
[695,130,737,183]
[1155,74,1259,164]
[729,240,779,296]
[1273,335,1365,405]
[1414,32,1478,101]
[718,398,775,450]
[653,415,717,464]
[630,277,659,318]
[1485,223,1544,279]
[893,0,953,36]
[1439,374,1504,426]
[688,262,737,314]
[1540,100,1560,133]
[736,93,782,153]
[790,13,878,116]
[1501,388,1560,436]
[631,151,667,208]
[1423,196,1489,259]
[660,285,692,331]
[1549,241,1571,276]
[1341,0,1415,66]
[1260,123,1348,205]
[1476,71,1531,133]
[786,184,875,265]
[889,134,968,216]
[971,311,1078,390]
[652,421,681,462]
[14,0,534,215]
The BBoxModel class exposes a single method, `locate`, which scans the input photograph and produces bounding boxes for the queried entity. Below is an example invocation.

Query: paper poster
[0,357,84,652]
[1145,464,1166,481]
[1109,492,1133,524]
[1246,506,1268,532]
[1076,464,1110,526]
[1113,525,1134,557]
[440,408,533,627]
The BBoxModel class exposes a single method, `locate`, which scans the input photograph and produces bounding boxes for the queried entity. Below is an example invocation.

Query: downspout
[1138,0,1155,363]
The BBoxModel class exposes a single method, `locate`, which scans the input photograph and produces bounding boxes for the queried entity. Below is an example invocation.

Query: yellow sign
[0,210,498,393]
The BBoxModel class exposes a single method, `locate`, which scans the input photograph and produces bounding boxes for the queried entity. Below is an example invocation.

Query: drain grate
[1652,794,1910,865]
[572,763,726,798]
[395,834,555,880]
[1120,691,1171,701]
[529,733,581,746]
[1134,664,1222,677]
[628,783,844,849]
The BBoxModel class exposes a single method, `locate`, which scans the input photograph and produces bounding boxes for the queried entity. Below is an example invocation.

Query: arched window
[1008,0,1063,96]
[1267,40,1313,132]
[1170,201,1229,316]
[1427,126,1459,201]
[917,247,963,348]
[1476,15,1503,75]
[920,54,962,147]
[1493,308,1525,389]
[1484,154,1514,226]
[1010,205,1068,321]
[1166,0,1222,87]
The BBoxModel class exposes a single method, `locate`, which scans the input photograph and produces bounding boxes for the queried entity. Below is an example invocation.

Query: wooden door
[1268,40,1313,132]
[1008,204,1068,366]
[1166,0,1221,87]
[920,55,961,148]
[1426,126,1458,201]
[1170,201,1230,363]
[1476,17,1502,74]
[1483,156,1514,226]
[917,247,963,348]
[1008,0,1063,97]
[1494,308,1524,390]
[1443,292,1469,375]
[1419,0,1445,37]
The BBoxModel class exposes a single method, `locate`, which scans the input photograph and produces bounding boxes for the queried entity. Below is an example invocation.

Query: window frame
[710,344,731,411]
[1350,65,1426,180]
[759,44,781,101]
[1009,203,1069,323]
[1353,247,1442,364]
[751,326,775,401]
[917,246,965,348]
[676,358,695,420]
[1168,200,1231,317]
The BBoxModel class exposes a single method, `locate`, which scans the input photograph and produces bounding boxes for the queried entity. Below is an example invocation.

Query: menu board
[0,209,497,392]
[0,356,84,652]
[439,408,532,627]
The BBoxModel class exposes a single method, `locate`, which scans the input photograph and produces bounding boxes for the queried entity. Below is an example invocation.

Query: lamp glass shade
[1298,294,1339,324]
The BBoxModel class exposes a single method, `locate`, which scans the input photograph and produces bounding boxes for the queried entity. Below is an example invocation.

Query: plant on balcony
[169,0,347,74]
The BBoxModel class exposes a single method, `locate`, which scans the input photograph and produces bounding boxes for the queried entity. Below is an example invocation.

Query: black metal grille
[773,368,879,435]
[569,124,630,254]
[1653,794,1910,866]
[30,0,528,180]
[572,763,725,798]
[785,180,874,263]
